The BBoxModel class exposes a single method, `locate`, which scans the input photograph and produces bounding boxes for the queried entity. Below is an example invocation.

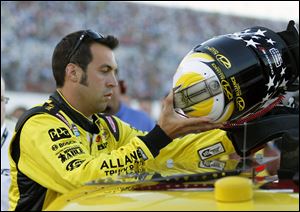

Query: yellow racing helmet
[173,20,299,123]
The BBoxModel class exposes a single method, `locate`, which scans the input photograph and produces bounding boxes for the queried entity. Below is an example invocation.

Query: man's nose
[107,73,118,88]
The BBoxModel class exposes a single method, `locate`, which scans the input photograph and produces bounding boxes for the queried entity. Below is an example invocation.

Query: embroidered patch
[48,127,71,141]
[199,160,226,171]
[198,142,225,160]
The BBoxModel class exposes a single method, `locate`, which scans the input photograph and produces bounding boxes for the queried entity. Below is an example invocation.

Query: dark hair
[52,30,119,87]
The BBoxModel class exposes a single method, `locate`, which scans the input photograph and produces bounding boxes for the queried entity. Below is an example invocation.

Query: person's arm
[145,129,237,173]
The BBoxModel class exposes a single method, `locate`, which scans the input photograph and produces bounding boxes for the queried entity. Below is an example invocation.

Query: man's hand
[158,91,224,139]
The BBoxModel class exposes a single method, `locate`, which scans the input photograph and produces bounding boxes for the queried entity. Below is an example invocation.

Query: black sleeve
[138,125,173,157]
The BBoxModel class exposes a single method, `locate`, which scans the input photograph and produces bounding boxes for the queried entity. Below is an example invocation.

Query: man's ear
[65,63,79,82]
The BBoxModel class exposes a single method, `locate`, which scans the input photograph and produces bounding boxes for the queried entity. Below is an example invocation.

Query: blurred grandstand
[1,1,296,119]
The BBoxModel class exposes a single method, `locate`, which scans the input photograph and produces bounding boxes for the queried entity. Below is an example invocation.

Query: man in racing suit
[8,30,229,211]
[9,23,300,210]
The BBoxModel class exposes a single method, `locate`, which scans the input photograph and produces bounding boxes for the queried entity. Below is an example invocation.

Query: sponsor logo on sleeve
[52,140,78,151]
[198,142,225,160]
[66,159,85,171]
[199,160,226,171]
[57,146,85,163]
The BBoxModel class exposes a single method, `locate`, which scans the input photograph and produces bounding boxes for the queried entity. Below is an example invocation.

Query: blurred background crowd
[1,1,298,119]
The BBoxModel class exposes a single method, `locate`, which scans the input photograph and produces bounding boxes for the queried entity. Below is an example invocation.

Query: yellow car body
[46,185,298,211]
[46,157,299,211]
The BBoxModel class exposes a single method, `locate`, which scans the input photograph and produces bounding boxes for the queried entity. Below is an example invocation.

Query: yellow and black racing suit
[8,90,235,210]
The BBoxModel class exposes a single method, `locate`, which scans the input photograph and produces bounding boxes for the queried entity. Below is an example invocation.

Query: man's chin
[102,106,112,114]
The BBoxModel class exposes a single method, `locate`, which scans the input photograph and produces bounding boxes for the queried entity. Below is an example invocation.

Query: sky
[129,1,299,23]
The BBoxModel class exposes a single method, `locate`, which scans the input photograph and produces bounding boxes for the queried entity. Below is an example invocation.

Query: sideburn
[79,71,88,86]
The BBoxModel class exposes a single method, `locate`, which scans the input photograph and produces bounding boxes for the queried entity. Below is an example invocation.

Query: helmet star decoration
[244,39,260,48]
[280,67,286,76]
[279,78,289,89]
[255,29,267,36]
[261,92,272,102]
[266,38,276,45]
[266,75,276,90]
